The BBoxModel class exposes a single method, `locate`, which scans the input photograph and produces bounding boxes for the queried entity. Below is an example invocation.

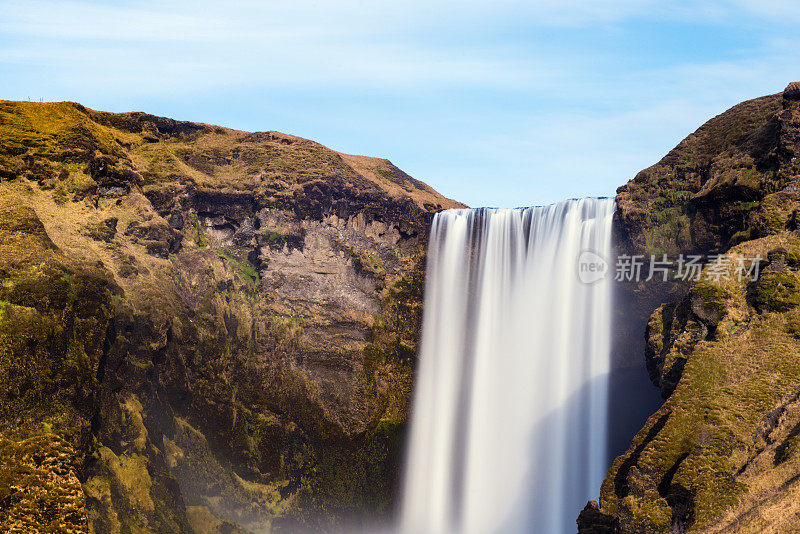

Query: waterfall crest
[400,198,615,534]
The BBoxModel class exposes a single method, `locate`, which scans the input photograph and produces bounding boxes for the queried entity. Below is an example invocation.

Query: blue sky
[1,1,799,208]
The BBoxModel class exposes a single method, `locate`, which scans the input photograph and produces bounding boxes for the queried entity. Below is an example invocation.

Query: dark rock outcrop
[615,82,800,259]
[577,500,618,533]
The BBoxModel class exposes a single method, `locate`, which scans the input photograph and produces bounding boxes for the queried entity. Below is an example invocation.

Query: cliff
[581,84,800,532]
[0,100,461,533]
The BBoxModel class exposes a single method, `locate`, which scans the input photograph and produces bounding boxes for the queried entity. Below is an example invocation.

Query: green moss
[616,94,792,255]
[619,493,672,532]
[730,228,757,246]
[0,433,87,533]
[186,506,250,534]
[102,448,155,514]
[263,230,286,246]
[54,168,97,201]
[335,241,387,280]
[191,215,211,248]
[689,279,729,318]
[0,263,72,311]
[785,310,800,338]
[216,248,260,287]
[754,270,800,312]
[265,314,303,349]
[0,99,451,531]
[363,342,414,370]
[766,245,800,268]
[602,251,800,530]
[296,418,406,522]
[643,208,691,256]
[371,419,404,440]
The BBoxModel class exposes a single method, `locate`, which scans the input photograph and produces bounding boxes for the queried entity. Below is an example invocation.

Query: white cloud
[1,0,799,207]
[0,0,577,95]
[1,0,796,98]
[733,0,800,22]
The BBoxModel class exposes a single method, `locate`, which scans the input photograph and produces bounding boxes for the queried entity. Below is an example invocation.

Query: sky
[1,1,799,208]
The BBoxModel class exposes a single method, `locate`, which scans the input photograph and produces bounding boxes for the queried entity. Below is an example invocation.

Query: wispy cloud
[1,0,799,207]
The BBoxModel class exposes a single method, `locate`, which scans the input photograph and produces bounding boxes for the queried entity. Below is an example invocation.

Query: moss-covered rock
[592,83,800,533]
[0,434,88,534]
[752,270,800,312]
[0,99,460,532]
[615,86,800,258]
[601,239,800,531]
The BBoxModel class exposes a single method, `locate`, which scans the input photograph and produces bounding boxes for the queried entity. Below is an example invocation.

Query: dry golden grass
[339,153,464,209]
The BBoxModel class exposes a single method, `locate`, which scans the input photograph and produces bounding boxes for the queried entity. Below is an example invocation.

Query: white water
[400,198,615,534]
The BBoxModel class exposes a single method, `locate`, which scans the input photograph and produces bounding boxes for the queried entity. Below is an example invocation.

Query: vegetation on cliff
[0,100,460,533]
[584,83,800,533]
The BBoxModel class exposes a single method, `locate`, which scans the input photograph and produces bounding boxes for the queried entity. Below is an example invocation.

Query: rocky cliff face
[0,100,461,533]
[581,84,800,533]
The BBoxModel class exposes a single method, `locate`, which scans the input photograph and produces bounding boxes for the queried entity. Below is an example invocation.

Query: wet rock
[577,501,618,533]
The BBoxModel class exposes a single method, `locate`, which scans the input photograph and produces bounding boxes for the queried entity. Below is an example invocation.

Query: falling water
[400,198,615,534]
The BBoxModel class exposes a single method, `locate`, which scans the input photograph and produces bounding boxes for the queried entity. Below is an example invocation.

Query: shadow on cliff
[607,274,670,460]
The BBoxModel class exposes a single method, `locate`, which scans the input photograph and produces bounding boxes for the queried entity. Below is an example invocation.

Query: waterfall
[400,198,615,534]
